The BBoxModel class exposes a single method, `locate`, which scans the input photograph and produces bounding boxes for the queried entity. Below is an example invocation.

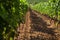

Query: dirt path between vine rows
[15,9,60,40]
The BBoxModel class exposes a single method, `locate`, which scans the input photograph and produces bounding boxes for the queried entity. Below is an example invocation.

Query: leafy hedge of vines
[0,0,28,40]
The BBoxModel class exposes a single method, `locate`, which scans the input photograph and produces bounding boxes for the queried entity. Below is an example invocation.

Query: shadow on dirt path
[30,9,55,35]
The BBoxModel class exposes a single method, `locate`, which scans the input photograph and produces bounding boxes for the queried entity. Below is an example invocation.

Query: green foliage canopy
[0,0,28,40]
[32,0,60,21]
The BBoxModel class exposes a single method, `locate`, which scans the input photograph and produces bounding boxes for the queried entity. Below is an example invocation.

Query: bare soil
[15,9,60,40]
